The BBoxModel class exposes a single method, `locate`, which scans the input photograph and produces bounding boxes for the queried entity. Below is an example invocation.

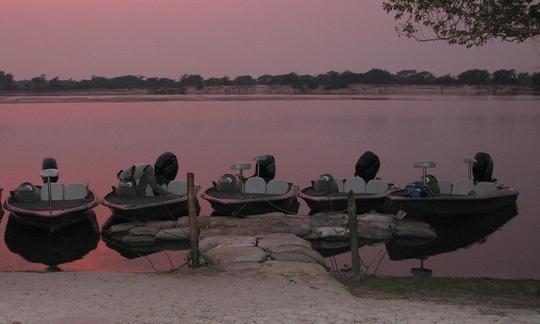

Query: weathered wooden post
[187,172,200,268]
[347,190,362,280]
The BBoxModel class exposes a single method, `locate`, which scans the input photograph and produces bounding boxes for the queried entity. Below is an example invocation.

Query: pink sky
[1,0,539,80]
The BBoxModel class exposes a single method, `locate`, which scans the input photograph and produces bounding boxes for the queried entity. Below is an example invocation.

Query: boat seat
[328,175,344,192]
[474,182,497,195]
[365,179,388,194]
[267,180,289,194]
[452,179,474,195]
[167,180,188,195]
[64,184,87,200]
[40,183,64,201]
[438,180,453,195]
[344,177,366,193]
[245,177,266,194]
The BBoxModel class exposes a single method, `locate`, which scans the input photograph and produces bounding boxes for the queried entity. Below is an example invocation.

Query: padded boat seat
[365,179,388,194]
[267,180,289,194]
[344,177,366,193]
[64,184,88,200]
[438,180,452,195]
[167,180,188,195]
[40,183,64,201]
[329,175,344,192]
[474,182,497,195]
[245,177,266,194]
[452,179,474,195]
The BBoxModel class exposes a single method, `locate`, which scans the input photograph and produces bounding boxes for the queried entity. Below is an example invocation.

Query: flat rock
[206,246,268,264]
[258,233,311,250]
[107,222,143,235]
[199,235,257,252]
[268,244,326,266]
[260,261,328,277]
[271,253,319,264]
[142,220,177,230]
[307,226,349,239]
[156,228,190,240]
[122,235,156,246]
[129,226,160,237]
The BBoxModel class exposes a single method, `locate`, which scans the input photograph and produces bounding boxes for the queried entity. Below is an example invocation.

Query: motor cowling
[354,151,380,182]
[313,174,339,193]
[216,174,241,193]
[253,154,276,182]
[41,157,59,183]
[473,152,494,183]
[154,152,179,185]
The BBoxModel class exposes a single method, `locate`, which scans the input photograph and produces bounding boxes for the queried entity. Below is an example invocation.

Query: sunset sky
[1,0,539,80]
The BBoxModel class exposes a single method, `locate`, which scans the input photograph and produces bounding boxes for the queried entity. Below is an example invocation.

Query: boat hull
[201,186,300,216]
[298,187,391,215]
[101,192,199,222]
[385,188,519,223]
[3,192,99,230]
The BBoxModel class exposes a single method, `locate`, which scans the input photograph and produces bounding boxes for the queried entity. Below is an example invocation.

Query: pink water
[0,96,538,278]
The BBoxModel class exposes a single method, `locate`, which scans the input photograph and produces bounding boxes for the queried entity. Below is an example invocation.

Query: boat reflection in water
[386,202,518,261]
[4,211,100,271]
[101,215,190,259]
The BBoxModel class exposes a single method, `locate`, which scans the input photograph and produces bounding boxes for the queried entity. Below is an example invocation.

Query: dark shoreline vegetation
[335,274,540,309]
[1,68,539,94]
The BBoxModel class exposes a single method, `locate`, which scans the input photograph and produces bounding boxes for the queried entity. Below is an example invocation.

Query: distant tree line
[1,68,540,92]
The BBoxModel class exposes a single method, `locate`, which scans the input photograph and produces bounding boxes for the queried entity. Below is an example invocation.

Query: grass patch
[334,273,540,309]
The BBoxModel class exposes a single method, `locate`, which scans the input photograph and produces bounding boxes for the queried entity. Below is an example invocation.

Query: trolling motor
[40,157,59,213]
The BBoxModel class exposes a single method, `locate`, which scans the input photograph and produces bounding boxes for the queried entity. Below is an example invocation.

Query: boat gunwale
[298,187,391,202]
[387,187,519,202]
[3,192,99,217]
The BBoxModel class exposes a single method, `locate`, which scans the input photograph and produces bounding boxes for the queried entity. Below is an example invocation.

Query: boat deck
[204,188,285,200]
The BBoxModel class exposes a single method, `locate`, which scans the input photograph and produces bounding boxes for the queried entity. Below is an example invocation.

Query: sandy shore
[1,265,538,324]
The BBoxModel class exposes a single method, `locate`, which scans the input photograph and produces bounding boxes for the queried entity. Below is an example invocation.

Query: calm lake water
[0,95,539,278]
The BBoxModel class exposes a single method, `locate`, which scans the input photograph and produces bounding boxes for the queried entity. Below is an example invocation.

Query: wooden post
[347,190,361,280]
[187,172,200,268]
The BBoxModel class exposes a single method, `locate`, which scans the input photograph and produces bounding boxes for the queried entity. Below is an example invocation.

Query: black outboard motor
[313,174,339,193]
[154,152,179,185]
[253,155,276,182]
[216,174,241,193]
[354,151,380,182]
[41,157,59,183]
[473,152,494,183]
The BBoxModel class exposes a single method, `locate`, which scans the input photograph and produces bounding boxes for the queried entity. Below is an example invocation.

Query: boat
[385,152,519,223]
[201,154,300,216]
[100,152,200,222]
[3,158,99,230]
[298,151,394,215]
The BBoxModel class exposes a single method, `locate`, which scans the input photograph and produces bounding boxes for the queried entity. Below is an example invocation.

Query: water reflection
[101,215,190,259]
[386,203,518,260]
[4,211,99,270]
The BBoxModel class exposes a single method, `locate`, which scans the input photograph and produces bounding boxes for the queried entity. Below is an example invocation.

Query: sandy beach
[1,264,538,324]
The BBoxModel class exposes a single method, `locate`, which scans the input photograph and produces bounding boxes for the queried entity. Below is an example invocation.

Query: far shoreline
[0,84,538,104]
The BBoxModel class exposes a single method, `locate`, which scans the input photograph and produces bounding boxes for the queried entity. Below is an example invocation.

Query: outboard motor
[313,174,339,193]
[41,157,59,183]
[253,155,276,182]
[216,174,241,193]
[473,152,494,183]
[354,151,380,182]
[154,152,179,185]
